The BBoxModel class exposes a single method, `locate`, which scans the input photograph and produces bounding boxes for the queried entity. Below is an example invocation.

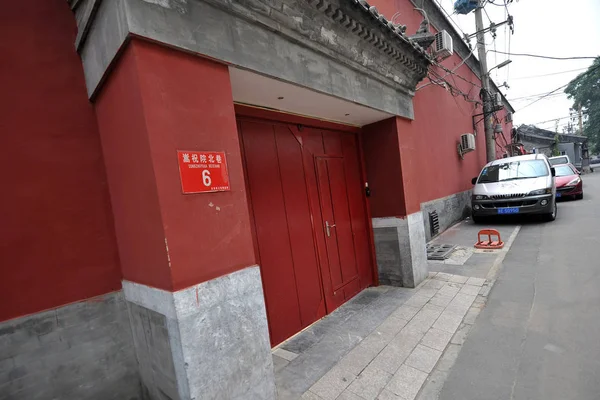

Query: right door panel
[315,157,361,303]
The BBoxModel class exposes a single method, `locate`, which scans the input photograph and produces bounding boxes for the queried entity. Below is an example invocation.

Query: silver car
[471,154,557,223]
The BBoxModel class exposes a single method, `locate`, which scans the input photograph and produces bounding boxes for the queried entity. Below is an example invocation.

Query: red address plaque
[177,150,230,194]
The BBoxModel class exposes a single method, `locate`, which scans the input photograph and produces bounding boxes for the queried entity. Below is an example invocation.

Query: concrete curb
[415,225,522,400]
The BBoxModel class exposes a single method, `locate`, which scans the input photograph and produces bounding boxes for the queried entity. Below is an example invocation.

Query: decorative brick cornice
[71,0,430,115]
[68,0,102,51]
[306,0,431,78]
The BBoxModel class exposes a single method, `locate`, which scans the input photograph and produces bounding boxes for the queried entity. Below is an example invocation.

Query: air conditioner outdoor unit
[458,133,476,159]
[434,31,453,60]
[505,112,513,123]
[461,133,476,152]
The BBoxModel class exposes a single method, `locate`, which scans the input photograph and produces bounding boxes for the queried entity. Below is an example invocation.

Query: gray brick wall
[0,291,141,400]
[127,303,180,400]
[372,214,428,289]
[421,190,473,242]
[374,226,404,287]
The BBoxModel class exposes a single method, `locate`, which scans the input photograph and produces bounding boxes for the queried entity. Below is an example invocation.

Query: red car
[554,163,583,200]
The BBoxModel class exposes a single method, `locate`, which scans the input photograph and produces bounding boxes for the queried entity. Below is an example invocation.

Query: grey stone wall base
[123,266,275,400]
[79,0,420,120]
[0,292,141,400]
[421,189,472,242]
[372,213,428,288]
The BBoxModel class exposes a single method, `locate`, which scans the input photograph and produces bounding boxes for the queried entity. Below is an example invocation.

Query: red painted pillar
[362,116,422,217]
[362,116,428,288]
[361,118,407,218]
[94,39,275,398]
[395,116,422,215]
[95,39,256,290]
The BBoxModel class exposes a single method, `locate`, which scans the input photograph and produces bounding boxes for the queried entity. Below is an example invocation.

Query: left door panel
[239,119,325,346]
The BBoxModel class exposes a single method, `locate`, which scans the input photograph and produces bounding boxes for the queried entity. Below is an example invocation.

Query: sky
[435,0,600,131]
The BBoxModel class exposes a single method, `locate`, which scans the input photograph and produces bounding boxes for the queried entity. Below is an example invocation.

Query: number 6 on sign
[177,150,230,194]
[202,170,211,187]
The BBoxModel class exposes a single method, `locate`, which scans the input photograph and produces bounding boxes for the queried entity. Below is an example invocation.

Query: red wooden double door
[239,115,374,346]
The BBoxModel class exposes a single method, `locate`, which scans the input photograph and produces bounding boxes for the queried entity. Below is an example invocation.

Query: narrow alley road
[438,172,600,400]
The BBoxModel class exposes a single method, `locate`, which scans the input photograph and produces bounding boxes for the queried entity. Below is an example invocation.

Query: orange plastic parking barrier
[474,229,504,249]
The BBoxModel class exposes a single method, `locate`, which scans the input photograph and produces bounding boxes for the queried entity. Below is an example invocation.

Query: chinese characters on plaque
[177,151,230,193]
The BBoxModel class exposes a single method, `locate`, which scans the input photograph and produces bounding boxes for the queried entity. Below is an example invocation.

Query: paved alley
[273,214,513,400]
[438,172,600,400]
[275,173,600,400]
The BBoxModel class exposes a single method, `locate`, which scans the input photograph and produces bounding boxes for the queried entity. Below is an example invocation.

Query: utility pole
[474,2,495,162]
[578,103,584,134]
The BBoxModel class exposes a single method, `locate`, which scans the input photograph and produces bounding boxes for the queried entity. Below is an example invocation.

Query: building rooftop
[518,124,587,142]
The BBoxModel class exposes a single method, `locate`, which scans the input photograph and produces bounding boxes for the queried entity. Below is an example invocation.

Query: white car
[471,154,557,223]
[549,155,571,167]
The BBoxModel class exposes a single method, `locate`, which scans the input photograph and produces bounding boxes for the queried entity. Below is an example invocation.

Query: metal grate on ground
[427,243,457,260]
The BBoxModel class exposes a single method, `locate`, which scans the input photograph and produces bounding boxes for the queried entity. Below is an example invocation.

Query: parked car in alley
[554,163,583,200]
[549,155,571,167]
[471,154,557,223]
[590,156,600,170]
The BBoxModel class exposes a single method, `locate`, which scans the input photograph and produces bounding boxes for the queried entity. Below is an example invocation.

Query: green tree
[552,132,560,156]
[565,57,600,153]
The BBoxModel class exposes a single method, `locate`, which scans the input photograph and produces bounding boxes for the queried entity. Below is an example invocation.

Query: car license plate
[498,207,519,215]
[556,192,562,198]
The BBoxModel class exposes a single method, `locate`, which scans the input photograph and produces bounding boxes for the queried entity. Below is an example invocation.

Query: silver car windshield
[478,160,549,183]
[549,157,568,166]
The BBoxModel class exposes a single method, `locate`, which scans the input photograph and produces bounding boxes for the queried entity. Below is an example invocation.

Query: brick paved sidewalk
[276,272,491,400]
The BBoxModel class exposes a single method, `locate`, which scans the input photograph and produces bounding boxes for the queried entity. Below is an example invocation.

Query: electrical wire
[428,68,468,97]
[416,46,477,90]
[480,2,500,81]
[503,1,511,18]
[550,121,584,132]
[432,59,484,90]
[486,0,509,7]
[447,70,479,113]
[424,68,481,108]
[510,96,565,104]
[515,84,569,112]
[504,4,511,83]
[420,63,481,92]
[503,6,508,54]
[511,68,588,80]
[529,113,588,126]
[513,92,566,101]
[506,33,512,82]
[508,92,566,102]
[489,50,598,60]
[543,124,580,134]
[483,7,493,25]
[419,0,511,107]
[432,0,468,39]
[514,64,600,110]
[493,36,498,82]
[540,124,587,137]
